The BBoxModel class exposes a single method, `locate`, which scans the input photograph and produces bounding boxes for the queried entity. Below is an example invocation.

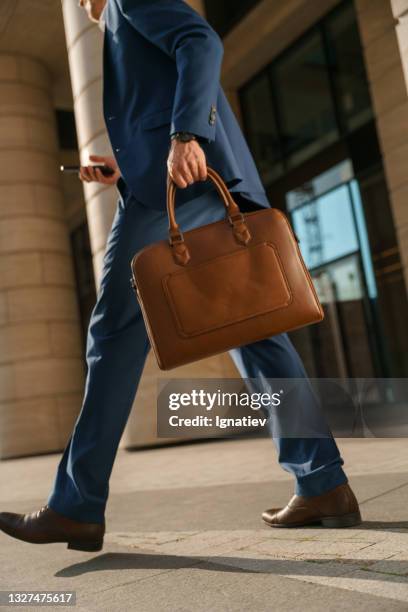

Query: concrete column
[61,0,117,287]
[355,0,408,292]
[0,54,85,459]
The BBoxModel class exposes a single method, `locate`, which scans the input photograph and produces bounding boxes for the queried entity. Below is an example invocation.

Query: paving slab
[1,438,408,610]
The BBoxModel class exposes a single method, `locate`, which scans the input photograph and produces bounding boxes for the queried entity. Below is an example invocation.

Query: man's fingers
[197,158,207,181]
[174,175,188,189]
[89,155,106,163]
[87,166,98,182]
[79,167,91,182]
[187,159,200,183]
[171,169,188,189]
[167,141,208,188]
[95,168,118,185]
[79,166,107,183]
[169,163,193,187]
[95,168,107,184]
[179,163,194,185]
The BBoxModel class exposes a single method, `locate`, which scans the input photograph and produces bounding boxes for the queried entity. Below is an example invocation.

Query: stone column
[61,0,117,287]
[0,54,85,459]
[355,0,408,292]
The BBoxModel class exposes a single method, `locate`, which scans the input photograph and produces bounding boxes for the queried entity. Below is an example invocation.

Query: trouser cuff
[295,467,348,498]
[47,495,105,525]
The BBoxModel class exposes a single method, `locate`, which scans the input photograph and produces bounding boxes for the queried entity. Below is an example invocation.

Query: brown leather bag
[130,167,324,370]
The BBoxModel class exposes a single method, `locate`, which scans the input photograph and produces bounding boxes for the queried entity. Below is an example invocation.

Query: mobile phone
[60,165,116,177]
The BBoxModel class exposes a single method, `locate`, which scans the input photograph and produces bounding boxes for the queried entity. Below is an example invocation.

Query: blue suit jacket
[103,0,270,210]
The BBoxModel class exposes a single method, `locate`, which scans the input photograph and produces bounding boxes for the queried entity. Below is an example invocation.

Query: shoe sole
[67,539,104,552]
[263,511,362,529]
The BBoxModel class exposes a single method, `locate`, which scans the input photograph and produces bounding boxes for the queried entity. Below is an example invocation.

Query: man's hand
[79,155,121,185]
[167,140,207,188]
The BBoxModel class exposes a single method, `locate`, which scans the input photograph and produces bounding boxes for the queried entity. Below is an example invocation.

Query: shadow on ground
[56,543,408,583]
[358,520,408,532]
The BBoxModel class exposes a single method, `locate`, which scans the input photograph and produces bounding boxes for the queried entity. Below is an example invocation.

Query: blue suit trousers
[47,187,347,524]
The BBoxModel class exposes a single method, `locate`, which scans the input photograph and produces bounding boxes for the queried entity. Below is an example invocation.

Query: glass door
[286,160,385,378]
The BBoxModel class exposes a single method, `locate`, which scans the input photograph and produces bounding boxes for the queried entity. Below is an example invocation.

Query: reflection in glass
[314,256,364,303]
[240,74,283,184]
[291,184,358,269]
[325,1,373,132]
[273,30,338,167]
[286,162,383,379]
[311,257,377,378]
[349,180,377,299]
[286,160,353,211]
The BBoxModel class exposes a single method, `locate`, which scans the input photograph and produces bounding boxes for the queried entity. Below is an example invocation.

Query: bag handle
[166,167,252,265]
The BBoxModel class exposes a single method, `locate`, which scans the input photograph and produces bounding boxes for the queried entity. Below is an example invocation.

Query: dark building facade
[208,0,408,378]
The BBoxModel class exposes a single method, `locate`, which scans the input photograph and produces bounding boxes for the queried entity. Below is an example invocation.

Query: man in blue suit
[0,0,360,551]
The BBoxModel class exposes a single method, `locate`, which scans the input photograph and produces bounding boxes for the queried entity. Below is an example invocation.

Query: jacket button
[209,105,217,126]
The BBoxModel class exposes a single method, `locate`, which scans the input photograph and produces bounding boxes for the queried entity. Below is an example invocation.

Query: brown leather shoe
[0,506,104,551]
[262,483,361,528]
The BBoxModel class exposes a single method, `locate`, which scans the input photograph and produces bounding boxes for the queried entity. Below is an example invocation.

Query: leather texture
[262,483,362,528]
[131,168,324,370]
[0,505,105,551]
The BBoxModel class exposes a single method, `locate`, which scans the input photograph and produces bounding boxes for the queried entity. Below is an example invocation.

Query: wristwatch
[171,132,197,143]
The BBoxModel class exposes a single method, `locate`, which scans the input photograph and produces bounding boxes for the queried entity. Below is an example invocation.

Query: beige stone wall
[0,54,85,459]
[354,0,408,293]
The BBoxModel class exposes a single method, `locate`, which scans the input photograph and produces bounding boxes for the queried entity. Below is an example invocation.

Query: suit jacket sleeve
[116,0,224,142]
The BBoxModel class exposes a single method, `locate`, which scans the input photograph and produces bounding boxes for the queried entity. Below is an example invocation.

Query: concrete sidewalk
[1,437,408,611]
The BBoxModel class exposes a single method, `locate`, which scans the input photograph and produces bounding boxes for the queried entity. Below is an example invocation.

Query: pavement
[1,437,408,611]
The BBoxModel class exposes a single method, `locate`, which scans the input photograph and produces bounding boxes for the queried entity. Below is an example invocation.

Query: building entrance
[286,160,391,378]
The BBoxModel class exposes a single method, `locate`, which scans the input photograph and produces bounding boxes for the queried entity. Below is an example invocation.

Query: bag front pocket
[162,242,292,338]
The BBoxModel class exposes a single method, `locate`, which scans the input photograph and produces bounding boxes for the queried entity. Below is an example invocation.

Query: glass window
[240,74,283,184]
[291,183,359,269]
[273,30,338,168]
[356,169,408,375]
[325,1,373,132]
[286,159,353,210]
[286,163,408,378]
[311,256,378,378]
[314,255,365,303]
[238,0,375,185]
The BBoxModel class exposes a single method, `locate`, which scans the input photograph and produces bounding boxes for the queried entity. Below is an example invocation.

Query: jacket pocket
[141,107,173,130]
